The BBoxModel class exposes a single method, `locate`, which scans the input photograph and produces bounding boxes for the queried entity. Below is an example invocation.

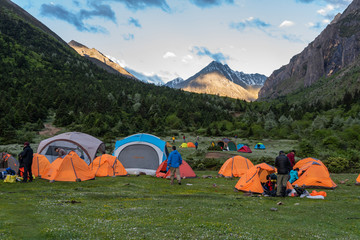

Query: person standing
[183,135,186,143]
[172,136,175,144]
[287,150,296,169]
[195,141,198,150]
[19,142,33,183]
[167,146,183,185]
[275,151,291,197]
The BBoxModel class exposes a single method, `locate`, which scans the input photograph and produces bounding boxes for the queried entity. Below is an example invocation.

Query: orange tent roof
[156,160,196,179]
[187,142,195,148]
[235,163,276,194]
[218,156,254,177]
[293,157,328,171]
[292,161,337,189]
[90,154,127,177]
[32,153,50,178]
[42,151,95,182]
[356,174,360,185]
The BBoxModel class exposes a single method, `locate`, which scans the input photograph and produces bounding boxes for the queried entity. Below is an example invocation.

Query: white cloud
[181,54,193,63]
[322,19,331,24]
[317,4,335,16]
[163,51,176,59]
[279,20,295,28]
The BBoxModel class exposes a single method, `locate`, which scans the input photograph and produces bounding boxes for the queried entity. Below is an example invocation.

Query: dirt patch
[205,152,237,159]
[39,123,61,136]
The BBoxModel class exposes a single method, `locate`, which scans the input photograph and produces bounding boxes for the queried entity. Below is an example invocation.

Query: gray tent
[37,132,105,164]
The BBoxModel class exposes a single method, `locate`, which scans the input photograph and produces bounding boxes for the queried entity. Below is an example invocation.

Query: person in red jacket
[287,150,296,169]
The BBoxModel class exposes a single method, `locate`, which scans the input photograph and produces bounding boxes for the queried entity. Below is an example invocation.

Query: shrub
[324,157,350,173]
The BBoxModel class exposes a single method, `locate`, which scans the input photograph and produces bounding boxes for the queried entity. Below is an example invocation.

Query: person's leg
[170,167,176,185]
[28,162,33,182]
[175,168,181,184]
[276,175,284,196]
[23,164,28,182]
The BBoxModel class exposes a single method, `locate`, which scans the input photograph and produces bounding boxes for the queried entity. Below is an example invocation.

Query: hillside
[0,1,241,143]
[259,0,360,102]
[167,61,266,101]
[68,40,136,79]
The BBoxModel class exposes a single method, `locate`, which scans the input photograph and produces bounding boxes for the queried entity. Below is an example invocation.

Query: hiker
[289,168,299,184]
[55,147,67,158]
[18,142,33,183]
[167,146,183,185]
[183,135,186,143]
[195,141,198,150]
[287,150,296,168]
[264,174,277,197]
[196,136,200,141]
[275,151,291,197]
[172,136,175,144]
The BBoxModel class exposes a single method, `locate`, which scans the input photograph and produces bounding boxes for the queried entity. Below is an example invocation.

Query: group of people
[273,150,298,197]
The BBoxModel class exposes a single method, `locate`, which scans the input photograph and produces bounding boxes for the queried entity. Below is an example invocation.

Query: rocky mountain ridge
[259,0,360,99]
[166,61,266,101]
[68,40,136,79]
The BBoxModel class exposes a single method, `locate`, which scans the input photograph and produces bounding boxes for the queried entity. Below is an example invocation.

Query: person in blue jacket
[167,146,183,185]
[289,168,299,184]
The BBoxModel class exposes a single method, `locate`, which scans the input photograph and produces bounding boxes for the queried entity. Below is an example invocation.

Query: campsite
[0,134,359,239]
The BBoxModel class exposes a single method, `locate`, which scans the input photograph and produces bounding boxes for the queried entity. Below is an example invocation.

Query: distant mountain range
[259,0,360,102]
[165,61,267,101]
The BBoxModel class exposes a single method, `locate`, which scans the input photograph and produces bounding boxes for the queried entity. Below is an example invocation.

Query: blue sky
[13,0,352,83]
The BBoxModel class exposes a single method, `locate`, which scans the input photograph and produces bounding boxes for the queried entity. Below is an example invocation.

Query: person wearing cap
[18,142,34,183]
[55,147,67,158]
[275,151,291,197]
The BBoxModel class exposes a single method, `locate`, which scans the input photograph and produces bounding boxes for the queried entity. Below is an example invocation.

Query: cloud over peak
[279,20,295,28]
[191,46,229,63]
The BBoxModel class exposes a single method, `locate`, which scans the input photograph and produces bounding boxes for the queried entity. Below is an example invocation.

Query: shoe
[178,182,181,185]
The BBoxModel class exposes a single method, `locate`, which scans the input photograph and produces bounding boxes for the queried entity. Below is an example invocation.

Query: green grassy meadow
[0,136,359,239]
[0,172,359,240]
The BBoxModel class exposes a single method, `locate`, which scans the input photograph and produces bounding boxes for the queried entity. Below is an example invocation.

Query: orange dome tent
[32,153,50,178]
[235,163,276,194]
[292,161,337,189]
[156,160,196,179]
[187,142,196,148]
[293,157,328,171]
[42,151,95,182]
[90,154,127,177]
[218,156,254,178]
[356,174,360,185]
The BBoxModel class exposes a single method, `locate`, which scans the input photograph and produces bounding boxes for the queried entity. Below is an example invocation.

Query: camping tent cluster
[180,142,196,148]
[217,155,337,194]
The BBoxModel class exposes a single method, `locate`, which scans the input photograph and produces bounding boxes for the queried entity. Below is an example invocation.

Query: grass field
[0,135,359,239]
[0,171,359,240]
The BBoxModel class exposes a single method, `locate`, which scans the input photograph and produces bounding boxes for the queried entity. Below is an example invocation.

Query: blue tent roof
[254,143,266,149]
[114,133,167,161]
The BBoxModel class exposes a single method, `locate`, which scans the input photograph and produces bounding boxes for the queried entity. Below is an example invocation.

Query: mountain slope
[169,61,266,101]
[0,1,239,142]
[68,40,135,79]
[259,0,360,100]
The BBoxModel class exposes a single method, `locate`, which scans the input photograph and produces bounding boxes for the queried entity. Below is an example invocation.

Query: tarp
[218,156,254,178]
[90,154,127,177]
[42,151,95,182]
[156,160,196,179]
[32,153,50,178]
[37,132,105,164]
[254,143,265,149]
[113,133,168,176]
[292,161,337,189]
[235,163,276,194]
[238,145,252,153]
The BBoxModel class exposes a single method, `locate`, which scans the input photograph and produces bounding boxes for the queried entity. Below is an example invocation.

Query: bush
[298,140,316,157]
[324,157,350,173]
